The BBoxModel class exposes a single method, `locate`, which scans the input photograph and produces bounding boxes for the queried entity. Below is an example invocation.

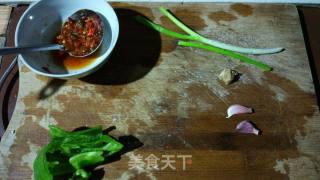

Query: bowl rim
[15,0,119,78]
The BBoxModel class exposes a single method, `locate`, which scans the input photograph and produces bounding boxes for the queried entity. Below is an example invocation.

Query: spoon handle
[0,44,64,56]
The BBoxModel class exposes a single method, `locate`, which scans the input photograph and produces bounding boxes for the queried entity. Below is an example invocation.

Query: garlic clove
[226,104,253,118]
[235,120,260,135]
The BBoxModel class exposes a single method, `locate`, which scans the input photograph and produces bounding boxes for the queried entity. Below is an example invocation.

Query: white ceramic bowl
[15,0,119,79]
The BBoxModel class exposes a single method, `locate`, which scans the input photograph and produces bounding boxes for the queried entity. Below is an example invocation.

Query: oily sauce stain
[169,9,207,31]
[209,11,237,24]
[231,3,253,17]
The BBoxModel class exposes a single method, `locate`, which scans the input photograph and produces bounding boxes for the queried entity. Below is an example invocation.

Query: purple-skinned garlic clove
[235,120,260,135]
[226,104,253,118]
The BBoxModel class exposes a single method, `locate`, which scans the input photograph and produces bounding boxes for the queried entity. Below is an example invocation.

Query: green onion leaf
[178,41,272,71]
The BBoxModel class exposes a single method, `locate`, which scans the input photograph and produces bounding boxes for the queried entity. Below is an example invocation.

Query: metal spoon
[0,9,103,57]
[0,44,64,56]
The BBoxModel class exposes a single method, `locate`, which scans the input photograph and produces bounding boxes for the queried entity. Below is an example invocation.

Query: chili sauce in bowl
[56,10,103,57]
[15,0,119,79]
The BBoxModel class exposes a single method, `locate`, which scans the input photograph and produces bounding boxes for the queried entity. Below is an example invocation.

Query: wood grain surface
[0,3,320,180]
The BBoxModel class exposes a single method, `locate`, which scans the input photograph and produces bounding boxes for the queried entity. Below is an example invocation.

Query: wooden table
[0,3,320,180]
[0,6,13,136]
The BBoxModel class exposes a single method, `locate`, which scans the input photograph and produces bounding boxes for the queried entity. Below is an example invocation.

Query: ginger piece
[218,69,239,85]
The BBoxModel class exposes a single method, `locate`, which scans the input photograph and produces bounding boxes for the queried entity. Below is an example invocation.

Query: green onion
[134,7,279,71]
[159,7,284,55]
[134,16,198,41]
[178,41,272,71]
[159,7,201,38]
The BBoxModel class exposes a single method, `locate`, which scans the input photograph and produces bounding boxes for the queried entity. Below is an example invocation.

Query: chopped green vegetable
[69,151,105,170]
[34,125,123,180]
[33,146,53,180]
[49,125,69,138]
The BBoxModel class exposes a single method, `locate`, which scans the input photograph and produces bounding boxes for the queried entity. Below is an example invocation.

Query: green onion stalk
[135,7,278,71]
[158,7,284,55]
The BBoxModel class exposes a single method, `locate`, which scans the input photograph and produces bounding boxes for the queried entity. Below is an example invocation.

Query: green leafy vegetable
[69,151,104,170]
[34,125,123,180]
[33,146,53,180]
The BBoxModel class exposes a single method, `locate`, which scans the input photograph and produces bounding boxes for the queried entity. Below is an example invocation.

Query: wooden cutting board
[0,3,319,179]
